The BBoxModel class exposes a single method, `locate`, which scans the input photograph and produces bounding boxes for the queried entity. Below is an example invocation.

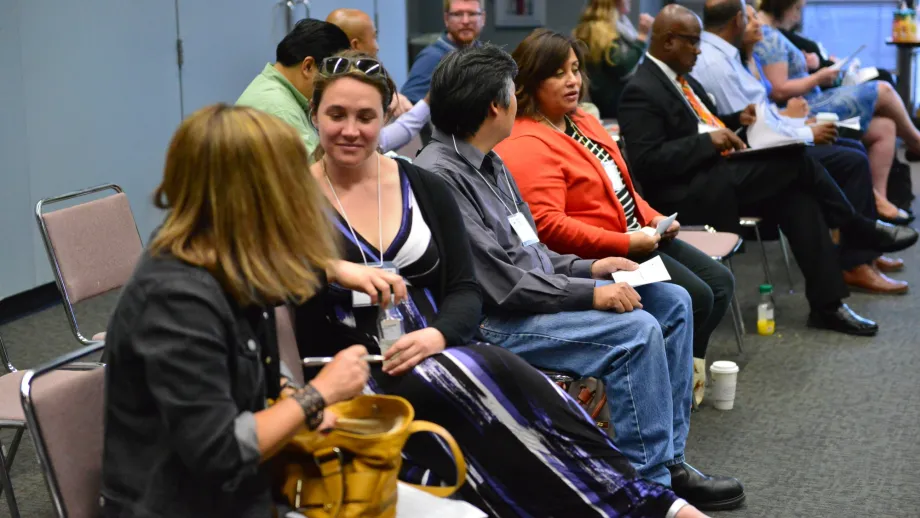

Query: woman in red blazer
[495,28,734,366]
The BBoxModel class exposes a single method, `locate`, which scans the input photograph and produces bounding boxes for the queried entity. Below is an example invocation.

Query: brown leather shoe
[843,264,909,294]
[874,256,905,273]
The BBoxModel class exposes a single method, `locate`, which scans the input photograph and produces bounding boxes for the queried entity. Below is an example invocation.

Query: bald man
[327,8,380,62]
[618,5,916,337]
[326,8,432,153]
[327,8,412,117]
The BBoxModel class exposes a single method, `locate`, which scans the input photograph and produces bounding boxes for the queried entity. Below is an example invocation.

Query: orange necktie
[678,76,725,129]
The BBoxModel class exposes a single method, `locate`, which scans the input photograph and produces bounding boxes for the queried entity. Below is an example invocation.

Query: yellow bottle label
[757,319,775,336]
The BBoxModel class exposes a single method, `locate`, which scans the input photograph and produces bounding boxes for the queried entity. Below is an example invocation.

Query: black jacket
[294,159,482,359]
[102,251,282,517]
[617,59,745,221]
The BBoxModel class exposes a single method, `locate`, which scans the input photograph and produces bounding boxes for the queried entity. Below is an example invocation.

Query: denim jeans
[476,282,693,486]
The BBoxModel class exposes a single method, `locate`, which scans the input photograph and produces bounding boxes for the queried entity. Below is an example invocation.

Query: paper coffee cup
[709,360,740,410]
[815,112,839,123]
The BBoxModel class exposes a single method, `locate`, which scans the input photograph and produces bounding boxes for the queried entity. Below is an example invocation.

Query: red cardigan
[495,109,662,258]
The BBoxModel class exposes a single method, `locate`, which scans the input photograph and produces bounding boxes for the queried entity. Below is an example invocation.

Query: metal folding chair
[20,342,106,518]
[35,184,143,346]
[739,217,796,294]
[0,329,102,518]
[678,229,745,354]
[275,306,305,387]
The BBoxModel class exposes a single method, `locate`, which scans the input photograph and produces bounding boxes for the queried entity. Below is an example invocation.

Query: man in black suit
[618,5,917,336]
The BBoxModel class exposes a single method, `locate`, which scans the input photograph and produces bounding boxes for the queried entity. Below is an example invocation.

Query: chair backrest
[275,306,304,387]
[36,185,143,344]
[21,342,106,518]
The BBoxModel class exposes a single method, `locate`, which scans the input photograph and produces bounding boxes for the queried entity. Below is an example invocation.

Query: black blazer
[294,159,482,359]
[617,59,746,221]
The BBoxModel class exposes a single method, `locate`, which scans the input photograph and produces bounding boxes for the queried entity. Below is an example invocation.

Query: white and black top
[327,163,444,347]
[564,118,642,232]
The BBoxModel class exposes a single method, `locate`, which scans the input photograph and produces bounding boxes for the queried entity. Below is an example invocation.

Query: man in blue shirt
[692,0,911,294]
[401,0,484,104]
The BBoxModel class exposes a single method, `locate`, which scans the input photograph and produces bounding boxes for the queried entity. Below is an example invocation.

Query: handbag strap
[403,420,467,498]
[312,447,346,518]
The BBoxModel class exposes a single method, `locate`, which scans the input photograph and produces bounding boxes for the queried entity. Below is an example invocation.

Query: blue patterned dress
[754,25,878,131]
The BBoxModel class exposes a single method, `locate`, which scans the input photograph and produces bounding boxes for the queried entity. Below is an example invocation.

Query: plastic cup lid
[710,360,739,374]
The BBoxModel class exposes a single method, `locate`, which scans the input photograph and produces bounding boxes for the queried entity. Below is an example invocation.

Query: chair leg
[0,428,23,500]
[0,435,21,518]
[753,222,774,287]
[730,295,745,354]
[726,258,746,335]
[778,228,796,294]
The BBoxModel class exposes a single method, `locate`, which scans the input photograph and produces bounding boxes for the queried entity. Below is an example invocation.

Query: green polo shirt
[236,63,318,154]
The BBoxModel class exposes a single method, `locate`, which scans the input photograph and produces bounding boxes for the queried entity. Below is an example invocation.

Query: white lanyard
[323,155,384,267]
[451,135,517,216]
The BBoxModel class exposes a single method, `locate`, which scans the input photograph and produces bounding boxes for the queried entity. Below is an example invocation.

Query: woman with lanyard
[495,29,737,406]
[292,50,700,517]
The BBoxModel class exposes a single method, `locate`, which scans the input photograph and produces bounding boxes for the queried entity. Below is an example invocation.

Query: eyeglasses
[670,33,701,48]
[319,56,386,78]
[447,10,483,20]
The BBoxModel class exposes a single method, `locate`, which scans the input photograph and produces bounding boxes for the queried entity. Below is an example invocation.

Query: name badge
[601,160,625,191]
[352,261,399,307]
[508,212,540,246]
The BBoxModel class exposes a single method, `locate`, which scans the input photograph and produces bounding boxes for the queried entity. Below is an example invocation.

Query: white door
[9,0,182,294]
[176,0,288,116]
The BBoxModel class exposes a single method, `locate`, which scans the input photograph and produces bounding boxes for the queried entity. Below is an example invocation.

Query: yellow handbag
[270,394,467,518]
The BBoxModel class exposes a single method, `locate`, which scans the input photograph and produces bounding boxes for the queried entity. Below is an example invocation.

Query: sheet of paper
[829,44,866,71]
[746,102,807,149]
[395,483,487,518]
[284,483,487,518]
[655,212,678,235]
[837,117,860,131]
[612,255,671,288]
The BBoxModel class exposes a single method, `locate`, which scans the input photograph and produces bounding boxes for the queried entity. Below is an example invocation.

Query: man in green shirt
[236,19,350,154]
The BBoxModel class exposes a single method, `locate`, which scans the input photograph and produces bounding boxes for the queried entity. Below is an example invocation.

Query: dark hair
[703,0,744,29]
[429,44,518,139]
[511,29,589,118]
[276,19,350,67]
[758,0,798,22]
[310,50,397,161]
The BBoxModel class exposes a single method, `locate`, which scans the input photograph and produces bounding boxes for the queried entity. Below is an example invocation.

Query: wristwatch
[292,385,326,430]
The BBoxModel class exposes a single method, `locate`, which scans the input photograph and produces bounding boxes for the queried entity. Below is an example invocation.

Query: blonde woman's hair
[573,0,621,66]
[151,104,338,306]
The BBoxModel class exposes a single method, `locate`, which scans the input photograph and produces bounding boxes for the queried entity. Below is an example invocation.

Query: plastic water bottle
[756,284,775,336]
[377,305,405,355]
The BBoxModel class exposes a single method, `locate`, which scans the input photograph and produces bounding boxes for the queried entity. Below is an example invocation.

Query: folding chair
[739,217,796,294]
[0,330,102,518]
[20,342,106,518]
[678,229,745,354]
[275,306,305,387]
[35,184,143,346]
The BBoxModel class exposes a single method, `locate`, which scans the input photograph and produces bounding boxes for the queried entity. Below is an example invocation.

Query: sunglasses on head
[320,56,386,78]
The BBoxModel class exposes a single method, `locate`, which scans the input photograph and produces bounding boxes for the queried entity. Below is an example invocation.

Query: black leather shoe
[843,220,919,254]
[667,463,745,511]
[807,304,879,336]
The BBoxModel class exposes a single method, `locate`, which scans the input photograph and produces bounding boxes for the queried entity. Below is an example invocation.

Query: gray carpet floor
[1,168,919,517]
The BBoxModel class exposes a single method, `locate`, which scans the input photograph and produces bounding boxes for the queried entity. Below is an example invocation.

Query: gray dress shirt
[414,128,597,314]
